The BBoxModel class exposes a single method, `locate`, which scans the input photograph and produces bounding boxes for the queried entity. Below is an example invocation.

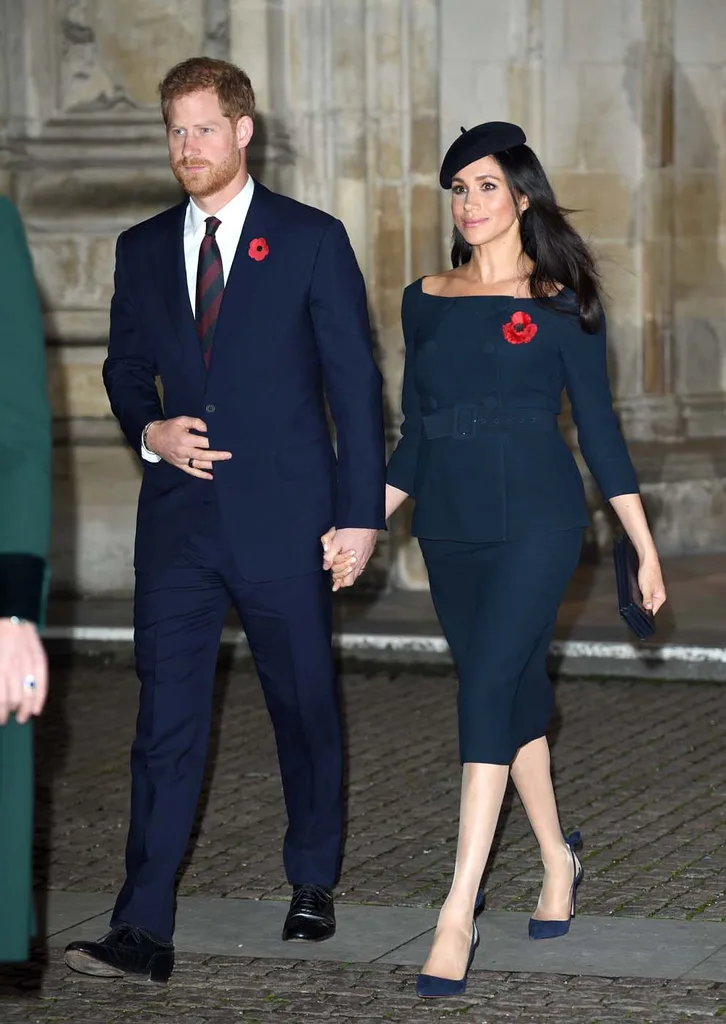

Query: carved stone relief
[59,0,206,112]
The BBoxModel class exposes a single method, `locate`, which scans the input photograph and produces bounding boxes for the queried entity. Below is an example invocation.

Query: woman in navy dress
[326,122,666,996]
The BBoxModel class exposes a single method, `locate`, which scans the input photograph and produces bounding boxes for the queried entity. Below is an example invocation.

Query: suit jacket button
[206,403,216,413]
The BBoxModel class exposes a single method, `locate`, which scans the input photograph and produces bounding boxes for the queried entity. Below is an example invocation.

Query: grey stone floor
[1,659,724,1023]
[33,664,726,919]
[2,954,725,1024]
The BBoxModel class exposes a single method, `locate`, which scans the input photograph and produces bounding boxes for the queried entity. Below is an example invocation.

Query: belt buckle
[453,404,477,439]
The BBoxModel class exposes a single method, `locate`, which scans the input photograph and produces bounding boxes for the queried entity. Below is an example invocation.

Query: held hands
[321,527,378,592]
[145,418,232,480]
[0,618,48,725]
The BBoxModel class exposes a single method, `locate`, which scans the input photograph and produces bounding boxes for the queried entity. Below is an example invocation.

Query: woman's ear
[518,193,530,213]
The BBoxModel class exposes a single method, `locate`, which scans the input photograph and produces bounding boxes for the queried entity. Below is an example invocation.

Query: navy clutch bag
[613,534,655,640]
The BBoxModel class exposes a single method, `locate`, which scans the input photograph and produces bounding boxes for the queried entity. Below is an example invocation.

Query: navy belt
[422,406,558,440]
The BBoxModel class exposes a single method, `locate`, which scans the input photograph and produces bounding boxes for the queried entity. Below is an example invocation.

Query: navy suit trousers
[112,495,342,942]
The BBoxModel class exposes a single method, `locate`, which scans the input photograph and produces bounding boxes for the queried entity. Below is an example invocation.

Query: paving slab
[379,910,726,982]
[42,892,726,983]
[682,941,726,981]
[43,892,113,937]
[48,896,437,964]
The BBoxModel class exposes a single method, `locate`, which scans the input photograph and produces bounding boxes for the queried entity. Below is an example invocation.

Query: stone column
[369,0,440,588]
[672,0,726,439]
[1,1,226,594]
[230,0,440,588]
[533,0,680,444]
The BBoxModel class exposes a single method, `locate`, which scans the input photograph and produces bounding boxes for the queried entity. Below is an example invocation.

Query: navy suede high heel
[416,921,479,998]
[416,890,484,999]
[528,830,583,940]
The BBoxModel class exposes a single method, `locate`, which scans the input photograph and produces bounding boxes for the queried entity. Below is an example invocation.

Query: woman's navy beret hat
[439,121,526,189]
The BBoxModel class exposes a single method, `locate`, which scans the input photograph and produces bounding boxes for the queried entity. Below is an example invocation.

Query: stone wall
[0,0,439,594]
[0,0,724,595]
[438,0,726,568]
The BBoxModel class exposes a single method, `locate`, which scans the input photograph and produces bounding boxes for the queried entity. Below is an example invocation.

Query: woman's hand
[609,493,667,616]
[320,528,359,592]
[638,552,667,615]
[0,617,48,725]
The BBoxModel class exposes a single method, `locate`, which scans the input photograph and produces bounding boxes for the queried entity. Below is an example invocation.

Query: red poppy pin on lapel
[248,237,269,262]
[502,310,537,344]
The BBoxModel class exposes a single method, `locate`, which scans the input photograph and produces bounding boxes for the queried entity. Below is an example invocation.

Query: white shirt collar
[187,174,255,235]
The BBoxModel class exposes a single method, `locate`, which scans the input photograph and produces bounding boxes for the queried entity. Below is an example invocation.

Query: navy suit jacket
[386,281,639,541]
[103,180,386,582]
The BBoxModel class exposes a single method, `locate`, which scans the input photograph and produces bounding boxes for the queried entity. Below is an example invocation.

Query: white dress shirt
[141,175,256,462]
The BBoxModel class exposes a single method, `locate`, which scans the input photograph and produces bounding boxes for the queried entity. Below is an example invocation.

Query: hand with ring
[144,417,232,480]
[0,617,48,725]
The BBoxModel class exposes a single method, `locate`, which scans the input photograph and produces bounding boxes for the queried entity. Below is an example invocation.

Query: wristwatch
[142,421,158,454]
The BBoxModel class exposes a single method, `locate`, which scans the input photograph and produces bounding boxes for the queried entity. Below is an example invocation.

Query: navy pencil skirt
[419,530,584,765]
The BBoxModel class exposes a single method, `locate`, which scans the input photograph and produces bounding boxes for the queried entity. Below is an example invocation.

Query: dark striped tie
[195,215,224,368]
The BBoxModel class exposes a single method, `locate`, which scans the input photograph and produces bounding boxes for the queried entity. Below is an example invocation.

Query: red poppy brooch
[248,237,269,262]
[502,311,537,344]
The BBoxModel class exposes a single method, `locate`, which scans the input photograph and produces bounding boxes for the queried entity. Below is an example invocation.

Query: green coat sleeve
[0,196,51,622]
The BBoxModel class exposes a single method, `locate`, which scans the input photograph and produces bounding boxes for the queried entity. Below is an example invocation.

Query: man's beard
[172,146,241,199]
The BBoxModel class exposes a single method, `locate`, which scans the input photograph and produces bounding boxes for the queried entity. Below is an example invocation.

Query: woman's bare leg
[421,762,509,979]
[510,736,579,920]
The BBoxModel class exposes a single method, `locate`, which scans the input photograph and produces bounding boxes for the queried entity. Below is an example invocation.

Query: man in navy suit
[64,57,385,982]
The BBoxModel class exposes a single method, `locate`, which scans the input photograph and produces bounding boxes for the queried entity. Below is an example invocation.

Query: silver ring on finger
[188,457,194,469]
[22,675,37,692]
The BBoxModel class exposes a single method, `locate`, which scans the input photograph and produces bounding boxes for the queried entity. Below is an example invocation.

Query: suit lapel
[212,181,281,345]
[159,200,205,374]
[158,183,281,376]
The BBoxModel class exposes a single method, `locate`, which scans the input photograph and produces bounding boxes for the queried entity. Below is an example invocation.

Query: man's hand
[321,527,378,591]
[145,418,232,480]
[0,618,48,725]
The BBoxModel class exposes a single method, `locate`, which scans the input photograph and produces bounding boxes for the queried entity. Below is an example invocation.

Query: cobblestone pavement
[34,659,726,921]
[1,955,724,1024]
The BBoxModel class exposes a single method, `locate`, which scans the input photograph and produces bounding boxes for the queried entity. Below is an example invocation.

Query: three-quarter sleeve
[560,312,639,500]
[386,285,423,497]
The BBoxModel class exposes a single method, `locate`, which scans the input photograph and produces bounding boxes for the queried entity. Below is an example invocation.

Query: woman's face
[450,154,527,247]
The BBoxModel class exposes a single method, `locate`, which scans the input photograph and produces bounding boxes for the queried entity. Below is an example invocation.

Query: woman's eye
[482,182,496,191]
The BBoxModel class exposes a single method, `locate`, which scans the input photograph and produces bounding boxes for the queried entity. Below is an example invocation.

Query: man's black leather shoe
[64,923,174,983]
[282,884,336,942]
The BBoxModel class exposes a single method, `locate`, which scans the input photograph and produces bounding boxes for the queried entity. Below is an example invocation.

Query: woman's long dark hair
[451,144,602,333]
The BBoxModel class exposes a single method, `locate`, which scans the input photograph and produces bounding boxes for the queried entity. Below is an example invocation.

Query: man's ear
[236,115,254,151]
